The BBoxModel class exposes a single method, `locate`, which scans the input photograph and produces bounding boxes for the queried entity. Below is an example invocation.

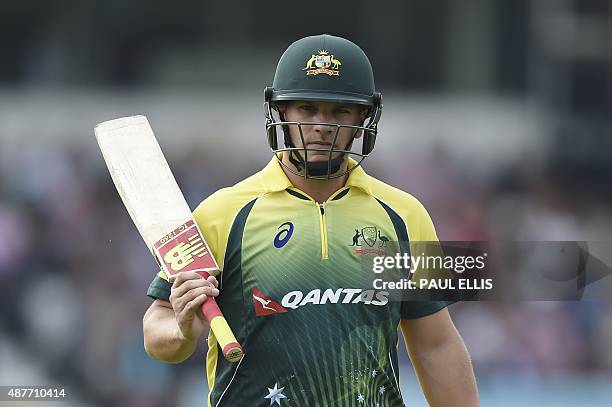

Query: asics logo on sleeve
[273,222,294,248]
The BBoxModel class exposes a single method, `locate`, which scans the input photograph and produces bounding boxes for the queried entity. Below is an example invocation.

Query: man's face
[279,101,368,163]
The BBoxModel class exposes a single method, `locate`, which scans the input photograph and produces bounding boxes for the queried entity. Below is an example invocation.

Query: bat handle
[197,272,243,363]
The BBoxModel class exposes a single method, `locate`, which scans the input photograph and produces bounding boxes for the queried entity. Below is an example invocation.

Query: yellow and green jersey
[147,157,452,407]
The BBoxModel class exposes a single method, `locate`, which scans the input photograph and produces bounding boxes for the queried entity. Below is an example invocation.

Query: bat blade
[95,115,192,252]
[95,115,241,362]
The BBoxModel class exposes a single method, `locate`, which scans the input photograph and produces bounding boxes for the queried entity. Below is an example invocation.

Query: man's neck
[282,165,348,203]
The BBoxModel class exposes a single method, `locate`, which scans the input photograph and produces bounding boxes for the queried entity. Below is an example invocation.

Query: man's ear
[359,107,370,122]
[353,107,370,140]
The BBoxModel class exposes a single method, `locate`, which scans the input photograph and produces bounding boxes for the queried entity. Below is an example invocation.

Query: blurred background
[1,0,611,406]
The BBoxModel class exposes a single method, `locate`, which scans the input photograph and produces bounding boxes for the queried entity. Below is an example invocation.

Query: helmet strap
[279,112,308,173]
[305,154,346,177]
[285,134,307,173]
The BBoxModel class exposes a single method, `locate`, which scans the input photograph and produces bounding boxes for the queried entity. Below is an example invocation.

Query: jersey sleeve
[147,269,172,301]
[400,198,455,319]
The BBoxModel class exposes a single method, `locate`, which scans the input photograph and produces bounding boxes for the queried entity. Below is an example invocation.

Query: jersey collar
[345,158,373,196]
[259,157,294,193]
[259,156,373,196]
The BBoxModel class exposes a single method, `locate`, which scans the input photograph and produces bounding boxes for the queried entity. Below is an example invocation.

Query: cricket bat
[94,115,243,363]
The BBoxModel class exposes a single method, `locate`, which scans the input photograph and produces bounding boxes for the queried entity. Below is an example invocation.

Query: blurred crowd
[0,124,611,405]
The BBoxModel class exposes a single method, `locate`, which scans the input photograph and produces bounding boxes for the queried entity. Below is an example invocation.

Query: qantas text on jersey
[280,288,389,309]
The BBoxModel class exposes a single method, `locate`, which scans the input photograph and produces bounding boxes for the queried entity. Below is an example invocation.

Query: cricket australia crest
[361,227,377,247]
[303,50,341,76]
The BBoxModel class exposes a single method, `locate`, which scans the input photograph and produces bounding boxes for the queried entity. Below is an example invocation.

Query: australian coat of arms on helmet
[303,50,341,76]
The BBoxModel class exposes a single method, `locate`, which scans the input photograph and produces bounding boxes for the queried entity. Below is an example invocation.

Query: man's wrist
[174,321,198,345]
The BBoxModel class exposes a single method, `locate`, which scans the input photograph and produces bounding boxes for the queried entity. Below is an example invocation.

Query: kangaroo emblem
[303,54,316,70]
[252,293,278,312]
[351,229,362,246]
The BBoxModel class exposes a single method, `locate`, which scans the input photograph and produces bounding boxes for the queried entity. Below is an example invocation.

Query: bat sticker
[153,219,218,279]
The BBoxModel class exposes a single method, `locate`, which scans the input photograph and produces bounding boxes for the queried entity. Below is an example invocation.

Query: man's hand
[169,272,219,342]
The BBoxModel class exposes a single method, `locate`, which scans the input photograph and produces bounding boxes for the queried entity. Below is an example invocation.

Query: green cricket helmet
[264,34,382,179]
